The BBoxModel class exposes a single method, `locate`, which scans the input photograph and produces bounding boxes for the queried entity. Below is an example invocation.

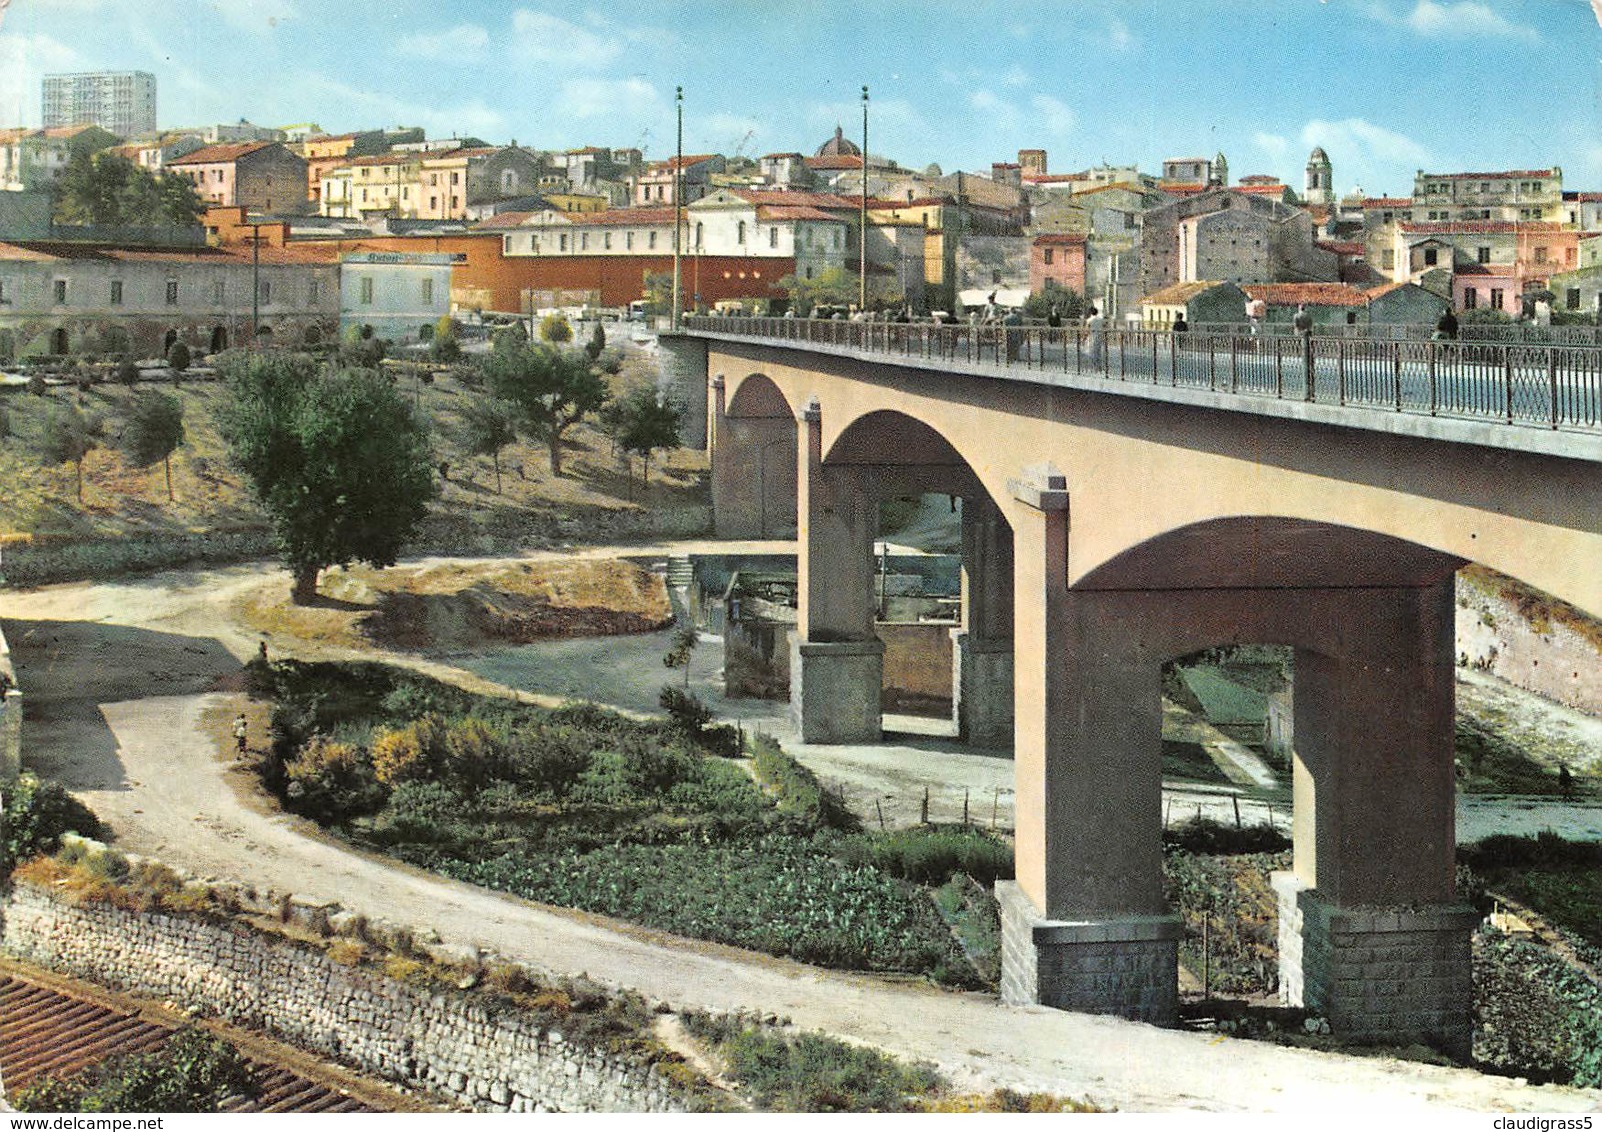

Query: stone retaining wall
[0,621,19,778]
[1457,573,1602,716]
[0,883,691,1113]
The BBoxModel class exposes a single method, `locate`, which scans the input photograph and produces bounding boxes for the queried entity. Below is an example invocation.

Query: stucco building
[168,142,310,216]
[42,71,157,139]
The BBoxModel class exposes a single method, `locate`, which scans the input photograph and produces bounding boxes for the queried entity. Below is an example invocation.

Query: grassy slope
[0,354,708,566]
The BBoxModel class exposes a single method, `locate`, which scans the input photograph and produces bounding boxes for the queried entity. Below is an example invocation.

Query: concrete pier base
[1273,872,1478,1058]
[791,638,884,743]
[952,631,1012,747]
[997,881,1181,1024]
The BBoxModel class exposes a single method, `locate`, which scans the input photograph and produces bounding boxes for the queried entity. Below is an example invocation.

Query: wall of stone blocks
[0,884,690,1113]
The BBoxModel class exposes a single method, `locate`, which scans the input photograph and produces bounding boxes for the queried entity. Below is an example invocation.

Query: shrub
[116,355,140,385]
[283,734,385,822]
[442,716,512,788]
[751,735,859,832]
[836,826,1014,886]
[26,372,46,396]
[1163,817,1289,855]
[166,340,191,373]
[13,1028,256,1113]
[3,774,103,872]
[369,722,435,786]
[539,312,572,344]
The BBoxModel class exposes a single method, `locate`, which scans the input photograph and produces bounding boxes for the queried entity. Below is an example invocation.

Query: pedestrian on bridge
[1435,307,1459,340]
[1085,305,1105,364]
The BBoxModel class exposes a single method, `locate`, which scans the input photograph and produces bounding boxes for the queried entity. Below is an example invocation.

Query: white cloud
[556,76,661,121]
[1003,65,1031,88]
[1253,132,1290,162]
[1366,0,1540,41]
[0,32,82,122]
[1301,117,1429,166]
[1105,17,1134,51]
[1030,94,1074,136]
[510,9,624,70]
[398,23,489,60]
[204,0,300,36]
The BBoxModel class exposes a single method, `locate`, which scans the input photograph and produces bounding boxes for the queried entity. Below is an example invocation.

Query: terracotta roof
[1362,197,1414,209]
[732,189,857,210]
[1032,233,1086,246]
[1238,174,1280,185]
[1235,183,1289,196]
[346,153,415,167]
[1161,183,1210,196]
[1398,220,1563,235]
[169,141,280,166]
[1023,173,1082,184]
[1316,240,1366,255]
[41,125,104,140]
[645,153,720,173]
[1074,181,1143,196]
[1241,282,1369,306]
[1452,262,1515,276]
[804,154,864,171]
[1140,280,1228,306]
[0,240,338,266]
[1363,281,1411,298]
[475,211,537,230]
[757,205,839,222]
[870,196,945,209]
[760,152,804,160]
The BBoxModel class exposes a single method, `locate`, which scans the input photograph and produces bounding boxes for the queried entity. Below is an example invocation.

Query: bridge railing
[684,316,1602,432]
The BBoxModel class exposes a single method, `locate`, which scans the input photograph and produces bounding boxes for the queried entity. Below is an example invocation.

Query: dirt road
[4,555,1600,1112]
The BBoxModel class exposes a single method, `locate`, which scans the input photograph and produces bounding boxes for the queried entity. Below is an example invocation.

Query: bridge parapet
[684,317,1602,461]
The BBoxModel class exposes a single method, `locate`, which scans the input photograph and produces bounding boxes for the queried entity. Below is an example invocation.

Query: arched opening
[303,324,323,347]
[1006,516,1474,1051]
[51,328,69,356]
[210,325,228,354]
[716,374,798,540]
[163,328,178,353]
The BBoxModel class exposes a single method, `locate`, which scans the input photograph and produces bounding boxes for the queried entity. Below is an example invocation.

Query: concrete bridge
[673,317,1602,1058]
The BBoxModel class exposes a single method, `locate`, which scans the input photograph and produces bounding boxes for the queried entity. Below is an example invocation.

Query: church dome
[815,125,861,158]
[1308,146,1330,164]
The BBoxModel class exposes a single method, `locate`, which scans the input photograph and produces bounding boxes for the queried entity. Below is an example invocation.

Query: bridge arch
[712,373,798,539]
[1003,507,1472,1053]
[814,410,1015,745]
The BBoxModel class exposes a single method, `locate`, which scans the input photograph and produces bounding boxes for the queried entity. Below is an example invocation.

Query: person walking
[1434,307,1459,340]
[1085,305,1106,365]
[232,713,249,756]
[1293,303,1316,400]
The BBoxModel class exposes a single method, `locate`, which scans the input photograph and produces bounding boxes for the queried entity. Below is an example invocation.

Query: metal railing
[684,316,1602,432]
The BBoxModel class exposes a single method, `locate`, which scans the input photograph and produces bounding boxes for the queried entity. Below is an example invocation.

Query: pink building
[168,141,309,215]
[1030,233,1086,295]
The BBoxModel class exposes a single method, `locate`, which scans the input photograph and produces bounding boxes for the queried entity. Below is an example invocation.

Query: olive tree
[120,389,185,500]
[479,343,610,477]
[219,353,435,603]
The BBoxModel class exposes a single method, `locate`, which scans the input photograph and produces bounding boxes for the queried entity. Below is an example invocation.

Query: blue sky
[2,0,1599,198]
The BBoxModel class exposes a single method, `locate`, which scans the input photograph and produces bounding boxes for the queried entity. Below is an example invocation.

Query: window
[1535,246,1549,264]
[1044,248,1054,266]
[1568,287,1582,311]
[559,234,569,252]
[580,233,589,251]
[165,279,178,305]
[1478,246,1490,264]
[1382,249,1395,270]
[737,221,746,244]
[450,172,459,185]
[769,226,778,248]
[54,279,68,304]
[359,277,373,304]
[626,231,634,250]
[430,196,437,210]
[1568,247,1578,266]
[992,269,1002,284]
[1491,287,1505,310]
[1463,287,1477,309]
[1423,247,1438,266]
[421,278,433,304]
[259,280,271,304]
[309,280,320,304]
[109,280,123,305]
[648,231,657,249]
[0,279,8,304]
[212,280,225,304]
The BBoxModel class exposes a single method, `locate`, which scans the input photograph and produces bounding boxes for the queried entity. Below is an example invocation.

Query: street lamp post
[672,86,683,331]
[859,85,868,315]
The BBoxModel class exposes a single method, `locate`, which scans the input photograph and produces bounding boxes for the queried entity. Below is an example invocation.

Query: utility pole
[672,86,683,331]
[248,220,264,350]
[859,85,869,314]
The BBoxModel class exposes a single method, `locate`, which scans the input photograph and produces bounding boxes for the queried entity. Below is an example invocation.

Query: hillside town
[5,56,1602,1119]
[3,69,1600,364]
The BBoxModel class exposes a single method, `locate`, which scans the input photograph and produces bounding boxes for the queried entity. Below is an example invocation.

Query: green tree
[779,266,857,316]
[53,151,203,228]
[585,321,607,359]
[167,340,191,375]
[37,402,94,501]
[539,312,572,344]
[219,353,436,604]
[459,396,519,493]
[1023,282,1087,322]
[121,389,186,501]
[640,271,673,316]
[614,384,682,489]
[479,343,609,476]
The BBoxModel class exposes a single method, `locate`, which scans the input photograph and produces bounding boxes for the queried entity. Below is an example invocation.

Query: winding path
[3,553,1599,1113]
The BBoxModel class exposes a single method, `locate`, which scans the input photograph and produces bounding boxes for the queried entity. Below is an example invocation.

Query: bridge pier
[791,398,882,743]
[1000,476,1469,1046]
[953,494,1014,748]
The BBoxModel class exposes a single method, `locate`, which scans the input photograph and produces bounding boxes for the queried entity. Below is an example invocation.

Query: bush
[836,826,1014,887]
[1163,817,1289,855]
[166,340,191,373]
[368,720,439,786]
[13,1028,257,1113]
[282,734,385,822]
[539,312,572,344]
[116,356,140,385]
[751,735,859,832]
[3,774,103,872]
